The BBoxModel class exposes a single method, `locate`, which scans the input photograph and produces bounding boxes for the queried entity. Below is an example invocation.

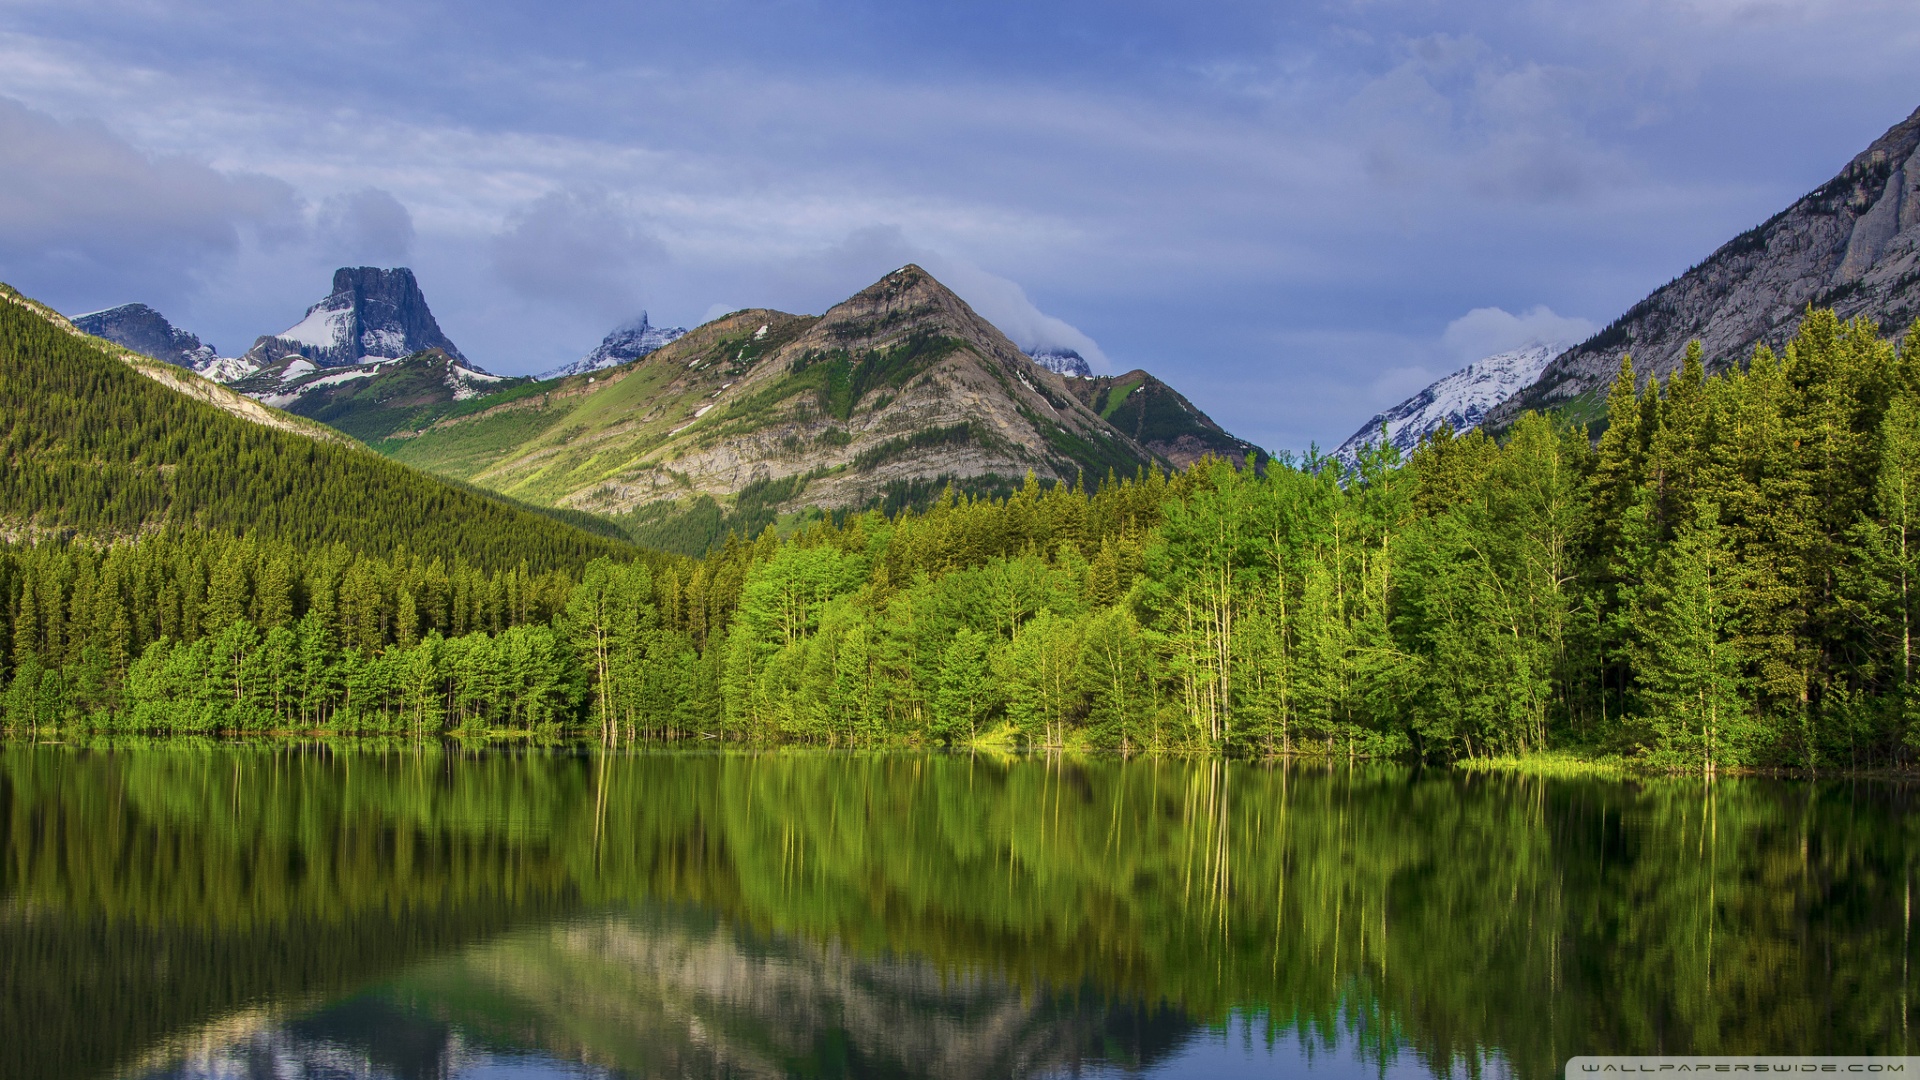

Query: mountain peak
[71,302,216,368]
[242,265,468,370]
[1027,347,1093,378]
[539,311,690,380]
[1335,341,1563,470]
[810,265,1021,361]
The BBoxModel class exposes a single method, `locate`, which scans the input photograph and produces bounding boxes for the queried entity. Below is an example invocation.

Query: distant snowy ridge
[541,313,688,379]
[1025,346,1092,378]
[1332,341,1563,470]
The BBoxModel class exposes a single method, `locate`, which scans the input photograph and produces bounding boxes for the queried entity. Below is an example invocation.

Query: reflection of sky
[131,1011,1464,1080]
[1121,1016,1506,1080]
[2,2,1919,451]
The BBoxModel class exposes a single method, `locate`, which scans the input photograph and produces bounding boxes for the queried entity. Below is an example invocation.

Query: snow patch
[279,304,351,349]
[194,356,261,383]
[359,328,407,357]
[303,368,379,389]
[1332,341,1563,471]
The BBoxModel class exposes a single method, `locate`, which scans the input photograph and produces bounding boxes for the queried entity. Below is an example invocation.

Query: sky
[1,0,1918,454]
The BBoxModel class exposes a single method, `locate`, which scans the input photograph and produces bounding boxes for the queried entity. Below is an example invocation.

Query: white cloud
[1441,305,1596,363]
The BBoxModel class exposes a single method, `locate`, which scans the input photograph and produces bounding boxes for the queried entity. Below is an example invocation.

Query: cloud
[919,256,1113,370]
[316,187,414,266]
[0,95,297,310]
[489,188,664,320]
[1441,305,1597,362]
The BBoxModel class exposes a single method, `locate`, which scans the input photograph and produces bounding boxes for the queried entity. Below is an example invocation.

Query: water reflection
[0,746,1914,1080]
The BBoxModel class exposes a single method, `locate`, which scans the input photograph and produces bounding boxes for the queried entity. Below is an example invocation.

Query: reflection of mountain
[409,908,1192,1079]
[124,907,1192,1080]
[3,747,1914,1080]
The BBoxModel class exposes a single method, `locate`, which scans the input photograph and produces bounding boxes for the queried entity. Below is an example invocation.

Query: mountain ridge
[71,303,217,369]
[1334,342,1561,469]
[399,266,1164,520]
[541,313,689,380]
[1492,103,1920,426]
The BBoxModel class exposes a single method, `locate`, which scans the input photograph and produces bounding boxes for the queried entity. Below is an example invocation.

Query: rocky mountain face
[1491,104,1920,426]
[1027,346,1093,378]
[1333,342,1561,470]
[70,303,216,368]
[540,313,688,380]
[383,266,1231,524]
[235,266,469,375]
[1065,369,1266,470]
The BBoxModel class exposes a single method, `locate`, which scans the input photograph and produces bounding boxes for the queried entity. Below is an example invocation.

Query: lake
[0,745,1913,1079]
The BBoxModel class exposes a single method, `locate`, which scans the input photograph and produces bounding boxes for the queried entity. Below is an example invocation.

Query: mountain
[70,303,217,369]
[225,348,532,443]
[0,281,628,569]
[229,266,470,377]
[379,266,1191,537]
[1333,342,1561,469]
[172,266,528,442]
[540,313,688,380]
[1491,103,1920,427]
[1027,346,1093,378]
[1065,369,1266,470]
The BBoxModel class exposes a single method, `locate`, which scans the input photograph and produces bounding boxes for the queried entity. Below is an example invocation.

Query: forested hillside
[0,285,631,572]
[5,306,1918,769]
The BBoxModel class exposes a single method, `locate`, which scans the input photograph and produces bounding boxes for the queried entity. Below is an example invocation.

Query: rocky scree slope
[1333,342,1561,470]
[1492,103,1920,426]
[384,266,1170,519]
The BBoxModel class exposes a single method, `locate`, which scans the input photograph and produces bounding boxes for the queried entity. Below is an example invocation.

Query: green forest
[0,289,631,572]
[5,308,1920,769]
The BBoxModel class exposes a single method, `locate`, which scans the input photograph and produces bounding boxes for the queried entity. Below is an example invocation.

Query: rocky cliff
[70,303,216,368]
[237,266,469,373]
[1491,104,1920,425]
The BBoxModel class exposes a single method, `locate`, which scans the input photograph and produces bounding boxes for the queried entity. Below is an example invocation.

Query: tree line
[4,309,1918,767]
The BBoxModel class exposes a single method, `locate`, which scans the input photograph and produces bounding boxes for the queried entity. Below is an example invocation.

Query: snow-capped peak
[1331,341,1564,470]
[540,312,689,380]
[1026,346,1092,378]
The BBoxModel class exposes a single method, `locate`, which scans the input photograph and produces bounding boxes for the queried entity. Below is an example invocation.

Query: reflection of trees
[2,747,1916,1080]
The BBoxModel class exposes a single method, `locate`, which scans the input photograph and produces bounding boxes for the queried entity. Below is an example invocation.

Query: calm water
[0,746,1914,1080]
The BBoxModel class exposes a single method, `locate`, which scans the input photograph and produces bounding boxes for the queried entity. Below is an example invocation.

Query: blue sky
[1,0,1918,453]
